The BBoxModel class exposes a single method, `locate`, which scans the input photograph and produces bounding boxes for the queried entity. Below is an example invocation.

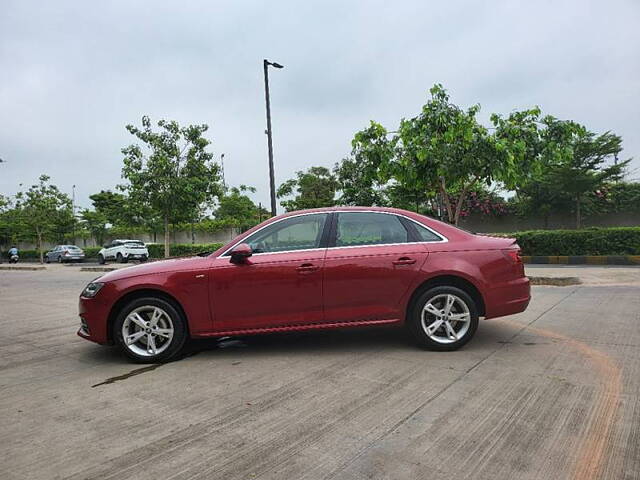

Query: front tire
[407,286,479,351]
[98,254,105,265]
[57,255,63,263]
[116,253,124,263]
[114,297,187,363]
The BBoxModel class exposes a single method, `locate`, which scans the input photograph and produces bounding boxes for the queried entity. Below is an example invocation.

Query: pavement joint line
[498,288,622,480]
[324,286,583,480]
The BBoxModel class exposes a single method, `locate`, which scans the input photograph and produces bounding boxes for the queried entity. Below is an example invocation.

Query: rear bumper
[484,276,531,319]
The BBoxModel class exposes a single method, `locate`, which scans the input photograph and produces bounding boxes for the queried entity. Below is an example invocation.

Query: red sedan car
[78,207,530,362]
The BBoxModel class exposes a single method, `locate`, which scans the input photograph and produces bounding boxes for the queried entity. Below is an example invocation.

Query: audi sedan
[78,207,530,363]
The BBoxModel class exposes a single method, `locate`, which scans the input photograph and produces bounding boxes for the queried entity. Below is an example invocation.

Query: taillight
[502,249,522,264]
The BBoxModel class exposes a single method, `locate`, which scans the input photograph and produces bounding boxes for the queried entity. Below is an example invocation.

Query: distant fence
[459,212,640,233]
[5,227,240,251]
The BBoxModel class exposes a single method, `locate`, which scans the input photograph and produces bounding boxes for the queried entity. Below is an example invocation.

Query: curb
[80,266,121,272]
[0,265,46,271]
[528,276,581,286]
[523,255,640,265]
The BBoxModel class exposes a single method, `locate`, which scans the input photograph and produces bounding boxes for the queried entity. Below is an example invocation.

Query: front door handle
[296,263,320,273]
[392,257,416,266]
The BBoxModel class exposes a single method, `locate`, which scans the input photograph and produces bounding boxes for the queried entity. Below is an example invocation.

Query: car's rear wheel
[45,255,50,264]
[98,254,105,265]
[114,297,187,363]
[408,286,478,351]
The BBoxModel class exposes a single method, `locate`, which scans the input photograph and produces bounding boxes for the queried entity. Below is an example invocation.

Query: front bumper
[78,292,113,345]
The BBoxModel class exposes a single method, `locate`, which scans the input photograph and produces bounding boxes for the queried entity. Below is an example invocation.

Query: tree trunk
[439,178,454,223]
[164,215,170,258]
[453,185,471,226]
[576,195,582,229]
[37,230,43,264]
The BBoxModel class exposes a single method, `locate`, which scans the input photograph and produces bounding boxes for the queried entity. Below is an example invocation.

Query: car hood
[98,256,210,283]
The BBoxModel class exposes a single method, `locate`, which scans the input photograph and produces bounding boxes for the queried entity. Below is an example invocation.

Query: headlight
[81,282,104,298]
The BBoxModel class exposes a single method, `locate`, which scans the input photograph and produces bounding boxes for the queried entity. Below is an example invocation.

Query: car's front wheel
[98,254,105,265]
[114,297,187,363]
[408,286,479,351]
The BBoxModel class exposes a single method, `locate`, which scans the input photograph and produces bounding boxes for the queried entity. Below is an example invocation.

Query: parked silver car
[45,245,85,263]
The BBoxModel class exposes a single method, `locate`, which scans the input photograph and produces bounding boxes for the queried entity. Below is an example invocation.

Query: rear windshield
[66,245,82,250]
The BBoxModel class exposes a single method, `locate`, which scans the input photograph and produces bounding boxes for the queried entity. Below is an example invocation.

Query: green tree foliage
[215,185,269,230]
[334,121,394,206]
[14,175,73,263]
[493,111,629,228]
[277,166,338,212]
[336,85,510,225]
[551,129,628,228]
[80,209,108,246]
[121,116,222,257]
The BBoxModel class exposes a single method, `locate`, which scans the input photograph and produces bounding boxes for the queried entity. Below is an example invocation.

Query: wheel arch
[406,274,486,320]
[107,288,190,343]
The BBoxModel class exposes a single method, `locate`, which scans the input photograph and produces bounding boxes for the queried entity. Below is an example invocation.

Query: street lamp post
[263,59,284,217]
[220,153,226,191]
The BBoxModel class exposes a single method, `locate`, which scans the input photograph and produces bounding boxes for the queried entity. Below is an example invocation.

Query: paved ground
[0,267,639,479]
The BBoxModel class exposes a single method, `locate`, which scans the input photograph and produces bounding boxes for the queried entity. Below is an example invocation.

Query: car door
[105,241,118,259]
[209,213,329,332]
[323,211,430,323]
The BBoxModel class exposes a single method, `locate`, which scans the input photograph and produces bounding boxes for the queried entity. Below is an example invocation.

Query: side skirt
[192,318,402,339]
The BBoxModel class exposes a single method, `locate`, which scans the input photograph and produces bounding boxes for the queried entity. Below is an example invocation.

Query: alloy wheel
[121,305,175,357]
[421,293,471,344]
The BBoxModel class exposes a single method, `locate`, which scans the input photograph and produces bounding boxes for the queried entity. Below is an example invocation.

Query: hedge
[507,227,640,256]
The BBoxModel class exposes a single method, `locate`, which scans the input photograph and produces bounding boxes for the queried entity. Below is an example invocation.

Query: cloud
[1,0,639,210]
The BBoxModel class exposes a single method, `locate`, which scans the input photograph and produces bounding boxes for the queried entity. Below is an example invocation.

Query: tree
[215,185,267,230]
[550,129,628,228]
[338,85,511,225]
[14,175,72,263]
[121,116,222,257]
[277,166,338,211]
[80,209,108,246]
[493,110,629,228]
[335,121,394,206]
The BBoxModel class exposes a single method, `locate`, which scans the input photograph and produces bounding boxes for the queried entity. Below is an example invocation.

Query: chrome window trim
[217,210,448,258]
[218,212,330,257]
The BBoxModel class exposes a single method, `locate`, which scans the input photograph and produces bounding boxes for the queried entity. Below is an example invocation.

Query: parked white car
[98,239,149,264]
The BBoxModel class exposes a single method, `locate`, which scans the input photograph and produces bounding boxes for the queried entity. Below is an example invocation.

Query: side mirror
[230,243,253,264]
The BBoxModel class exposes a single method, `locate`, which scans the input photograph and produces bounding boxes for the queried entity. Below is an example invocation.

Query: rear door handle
[392,257,416,266]
[296,263,320,273]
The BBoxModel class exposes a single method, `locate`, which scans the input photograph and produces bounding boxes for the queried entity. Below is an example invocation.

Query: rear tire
[407,286,479,351]
[114,297,188,363]
[45,256,50,264]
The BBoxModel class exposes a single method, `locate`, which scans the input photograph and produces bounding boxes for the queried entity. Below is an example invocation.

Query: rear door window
[335,212,409,247]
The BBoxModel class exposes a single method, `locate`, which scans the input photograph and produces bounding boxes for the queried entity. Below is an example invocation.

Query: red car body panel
[78,207,530,345]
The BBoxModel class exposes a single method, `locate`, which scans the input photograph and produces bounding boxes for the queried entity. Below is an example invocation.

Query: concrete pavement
[0,267,639,479]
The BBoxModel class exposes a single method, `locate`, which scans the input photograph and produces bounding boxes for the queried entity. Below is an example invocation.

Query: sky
[1,0,639,213]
